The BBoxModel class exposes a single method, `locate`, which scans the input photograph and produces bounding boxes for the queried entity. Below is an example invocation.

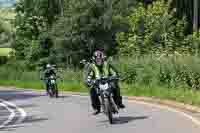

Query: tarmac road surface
[0,88,200,133]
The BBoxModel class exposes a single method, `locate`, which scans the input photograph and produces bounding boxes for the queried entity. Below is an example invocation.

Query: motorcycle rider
[40,64,57,95]
[85,50,125,115]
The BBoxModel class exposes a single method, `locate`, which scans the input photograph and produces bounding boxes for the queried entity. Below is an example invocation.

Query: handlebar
[93,76,119,85]
[80,59,93,65]
[41,75,60,80]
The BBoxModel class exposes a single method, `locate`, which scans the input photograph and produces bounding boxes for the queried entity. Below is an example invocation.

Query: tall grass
[116,54,200,90]
[116,54,200,106]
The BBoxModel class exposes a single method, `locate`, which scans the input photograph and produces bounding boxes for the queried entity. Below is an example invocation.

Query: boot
[93,108,101,115]
[118,96,125,109]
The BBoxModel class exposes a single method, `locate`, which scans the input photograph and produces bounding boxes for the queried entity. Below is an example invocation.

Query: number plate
[99,83,109,91]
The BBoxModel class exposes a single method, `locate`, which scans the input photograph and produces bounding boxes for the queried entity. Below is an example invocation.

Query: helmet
[93,50,105,66]
[46,64,51,69]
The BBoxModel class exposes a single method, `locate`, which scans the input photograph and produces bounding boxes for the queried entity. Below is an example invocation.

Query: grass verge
[0,80,87,92]
[122,84,200,106]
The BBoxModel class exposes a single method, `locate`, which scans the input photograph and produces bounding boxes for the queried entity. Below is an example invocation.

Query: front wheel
[105,98,113,124]
[49,84,56,98]
[48,86,54,98]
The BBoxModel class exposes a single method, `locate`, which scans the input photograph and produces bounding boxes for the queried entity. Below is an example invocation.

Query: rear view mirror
[80,59,86,64]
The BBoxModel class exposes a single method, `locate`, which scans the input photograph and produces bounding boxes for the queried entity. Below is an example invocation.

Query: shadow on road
[0,115,48,131]
[113,116,148,124]
[0,90,44,101]
[100,115,148,125]
[56,95,70,99]
[22,115,48,124]
[17,104,38,109]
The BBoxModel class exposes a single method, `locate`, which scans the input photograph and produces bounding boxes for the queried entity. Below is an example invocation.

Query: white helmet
[46,64,51,68]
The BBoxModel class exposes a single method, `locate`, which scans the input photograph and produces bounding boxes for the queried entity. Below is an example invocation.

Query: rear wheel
[105,98,113,124]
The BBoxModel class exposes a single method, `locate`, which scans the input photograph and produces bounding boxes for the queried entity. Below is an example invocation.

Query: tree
[13,0,64,68]
[117,0,187,55]
[169,0,200,33]
[193,0,198,32]
[50,0,130,66]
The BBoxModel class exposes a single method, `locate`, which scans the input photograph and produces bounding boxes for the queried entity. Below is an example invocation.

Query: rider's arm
[108,63,119,77]
[52,69,57,76]
[85,66,95,87]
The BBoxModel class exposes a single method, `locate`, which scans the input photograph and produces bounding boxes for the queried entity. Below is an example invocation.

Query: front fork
[98,94,105,113]
[99,93,119,114]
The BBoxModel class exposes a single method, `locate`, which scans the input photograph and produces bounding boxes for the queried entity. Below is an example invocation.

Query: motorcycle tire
[105,98,113,124]
[48,88,53,98]
[49,84,55,98]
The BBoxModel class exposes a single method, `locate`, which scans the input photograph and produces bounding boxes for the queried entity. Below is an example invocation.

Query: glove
[87,80,95,87]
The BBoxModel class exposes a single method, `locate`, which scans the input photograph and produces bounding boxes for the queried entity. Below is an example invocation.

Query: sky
[0,0,16,7]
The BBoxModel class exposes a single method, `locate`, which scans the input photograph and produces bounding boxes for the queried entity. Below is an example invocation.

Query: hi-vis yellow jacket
[85,61,118,85]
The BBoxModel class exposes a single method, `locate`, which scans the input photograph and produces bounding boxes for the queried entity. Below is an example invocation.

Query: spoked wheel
[49,84,56,98]
[48,87,54,98]
[105,98,113,124]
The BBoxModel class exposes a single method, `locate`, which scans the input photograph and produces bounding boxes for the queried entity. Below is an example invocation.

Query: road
[0,88,200,133]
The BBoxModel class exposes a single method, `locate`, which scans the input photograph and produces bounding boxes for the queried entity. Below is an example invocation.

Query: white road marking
[0,99,27,124]
[0,99,27,129]
[0,102,15,129]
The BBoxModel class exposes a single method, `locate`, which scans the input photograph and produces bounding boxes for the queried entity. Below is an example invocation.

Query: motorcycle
[94,76,119,124]
[46,75,58,98]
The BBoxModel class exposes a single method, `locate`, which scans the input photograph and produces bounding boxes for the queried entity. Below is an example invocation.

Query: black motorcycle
[46,75,58,98]
[94,76,119,124]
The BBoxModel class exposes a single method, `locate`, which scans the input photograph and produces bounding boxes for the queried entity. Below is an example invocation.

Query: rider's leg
[111,81,125,108]
[45,80,49,94]
[90,87,101,115]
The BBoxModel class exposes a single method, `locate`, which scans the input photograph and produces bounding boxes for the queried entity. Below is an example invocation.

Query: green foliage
[50,0,130,66]
[169,0,200,33]
[13,0,130,68]
[0,48,14,65]
[0,56,8,65]
[117,0,188,55]
[0,48,13,56]
[0,8,15,47]
[117,54,200,90]
[13,0,63,69]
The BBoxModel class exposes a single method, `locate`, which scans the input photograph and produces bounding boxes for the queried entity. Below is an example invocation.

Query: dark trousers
[90,81,122,110]
[45,80,50,92]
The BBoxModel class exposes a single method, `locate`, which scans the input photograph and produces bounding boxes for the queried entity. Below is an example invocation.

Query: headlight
[51,79,55,84]
[51,79,56,84]
[99,83,109,91]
